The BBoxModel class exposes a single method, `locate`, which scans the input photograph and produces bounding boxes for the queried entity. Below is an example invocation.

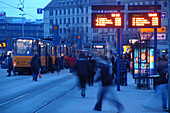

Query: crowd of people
[1,51,169,112]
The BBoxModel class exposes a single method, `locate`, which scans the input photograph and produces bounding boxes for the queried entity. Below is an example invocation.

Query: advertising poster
[134,48,154,77]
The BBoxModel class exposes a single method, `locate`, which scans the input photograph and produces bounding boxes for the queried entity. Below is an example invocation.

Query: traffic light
[52,25,59,45]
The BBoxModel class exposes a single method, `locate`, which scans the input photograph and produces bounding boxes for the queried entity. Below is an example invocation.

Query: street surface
[0,68,165,113]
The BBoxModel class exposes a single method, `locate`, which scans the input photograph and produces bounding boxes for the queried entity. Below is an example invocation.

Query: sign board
[52,25,59,46]
[92,45,105,49]
[140,27,166,33]
[140,33,166,40]
[123,45,132,53]
[157,26,166,33]
[129,39,140,44]
[92,13,124,28]
[157,34,166,40]
[134,48,154,77]
[161,12,166,18]
[0,42,6,48]
[37,8,43,14]
[128,13,161,28]
[0,12,5,19]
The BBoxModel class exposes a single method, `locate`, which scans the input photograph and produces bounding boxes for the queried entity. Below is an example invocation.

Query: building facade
[43,0,168,54]
[0,16,44,42]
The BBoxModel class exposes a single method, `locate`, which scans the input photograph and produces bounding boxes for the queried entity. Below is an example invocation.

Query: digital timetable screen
[92,13,124,28]
[128,13,161,28]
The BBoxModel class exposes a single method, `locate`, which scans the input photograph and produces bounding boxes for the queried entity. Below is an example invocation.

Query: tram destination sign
[128,13,161,28]
[92,13,124,28]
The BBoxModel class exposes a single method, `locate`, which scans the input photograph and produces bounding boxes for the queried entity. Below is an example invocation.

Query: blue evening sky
[0,0,52,20]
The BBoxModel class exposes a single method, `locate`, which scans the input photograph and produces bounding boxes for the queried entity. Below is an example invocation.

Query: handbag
[7,69,9,73]
[39,72,41,79]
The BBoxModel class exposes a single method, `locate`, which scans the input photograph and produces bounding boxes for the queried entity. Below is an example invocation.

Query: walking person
[48,54,54,73]
[88,55,96,86]
[30,52,41,81]
[7,53,13,77]
[93,56,125,113]
[69,55,74,73]
[143,55,169,112]
[73,53,90,97]
[119,54,130,86]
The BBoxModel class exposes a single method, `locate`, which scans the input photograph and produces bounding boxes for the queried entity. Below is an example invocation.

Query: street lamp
[20,14,25,38]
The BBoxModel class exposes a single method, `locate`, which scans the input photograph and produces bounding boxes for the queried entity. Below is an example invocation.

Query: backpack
[100,64,114,86]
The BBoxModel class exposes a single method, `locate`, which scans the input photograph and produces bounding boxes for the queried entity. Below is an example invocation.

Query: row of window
[127,1,167,7]
[50,17,89,25]
[0,32,43,36]
[50,7,89,16]
[0,26,43,30]
[50,27,89,34]
[50,1,167,17]
[56,0,91,7]
[93,35,115,42]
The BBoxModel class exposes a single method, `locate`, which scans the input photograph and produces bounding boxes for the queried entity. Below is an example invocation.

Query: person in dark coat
[88,55,96,86]
[7,53,13,77]
[119,54,130,86]
[69,55,74,73]
[55,56,61,72]
[73,53,90,97]
[144,56,169,111]
[93,56,125,112]
[48,54,54,73]
[30,53,41,81]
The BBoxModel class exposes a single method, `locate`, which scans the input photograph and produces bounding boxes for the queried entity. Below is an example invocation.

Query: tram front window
[15,39,32,55]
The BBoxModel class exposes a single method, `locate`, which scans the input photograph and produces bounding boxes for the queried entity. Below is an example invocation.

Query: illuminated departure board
[128,13,161,28]
[92,13,124,28]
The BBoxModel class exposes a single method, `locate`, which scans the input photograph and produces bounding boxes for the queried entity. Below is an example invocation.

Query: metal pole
[117,28,120,91]
[20,14,25,38]
[168,0,170,111]
[154,28,157,75]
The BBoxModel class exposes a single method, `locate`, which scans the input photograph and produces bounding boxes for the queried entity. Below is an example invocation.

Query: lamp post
[20,14,25,38]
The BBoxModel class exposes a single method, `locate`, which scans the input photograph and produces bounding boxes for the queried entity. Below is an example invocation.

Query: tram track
[0,74,76,112]
[33,85,76,113]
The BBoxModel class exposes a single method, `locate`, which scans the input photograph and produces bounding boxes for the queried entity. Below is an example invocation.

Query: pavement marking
[0,93,30,107]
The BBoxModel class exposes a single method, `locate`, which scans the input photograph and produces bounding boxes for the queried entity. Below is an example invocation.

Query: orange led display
[128,13,161,28]
[96,18,113,26]
[92,13,124,28]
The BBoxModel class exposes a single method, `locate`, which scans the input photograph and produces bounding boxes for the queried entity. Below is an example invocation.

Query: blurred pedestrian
[144,56,169,112]
[88,55,96,86]
[69,54,74,73]
[7,53,13,77]
[30,52,41,81]
[55,56,61,72]
[48,54,54,73]
[119,54,130,86]
[64,55,70,69]
[93,56,125,112]
[73,53,90,97]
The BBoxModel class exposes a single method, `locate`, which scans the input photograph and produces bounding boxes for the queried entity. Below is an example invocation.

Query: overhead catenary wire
[0,0,37,19]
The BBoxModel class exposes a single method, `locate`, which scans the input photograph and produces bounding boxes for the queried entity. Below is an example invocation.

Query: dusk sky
[0,0,52,20]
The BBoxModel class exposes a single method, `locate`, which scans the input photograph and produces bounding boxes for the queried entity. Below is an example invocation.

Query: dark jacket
[95,60,113,86]
[119,58,130,73]
[48,55,53,69]
[73,56,90,76]
[31,55,41,71]
[156,59,168,85]
[8,55,13,70]
[89,59,96,75]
